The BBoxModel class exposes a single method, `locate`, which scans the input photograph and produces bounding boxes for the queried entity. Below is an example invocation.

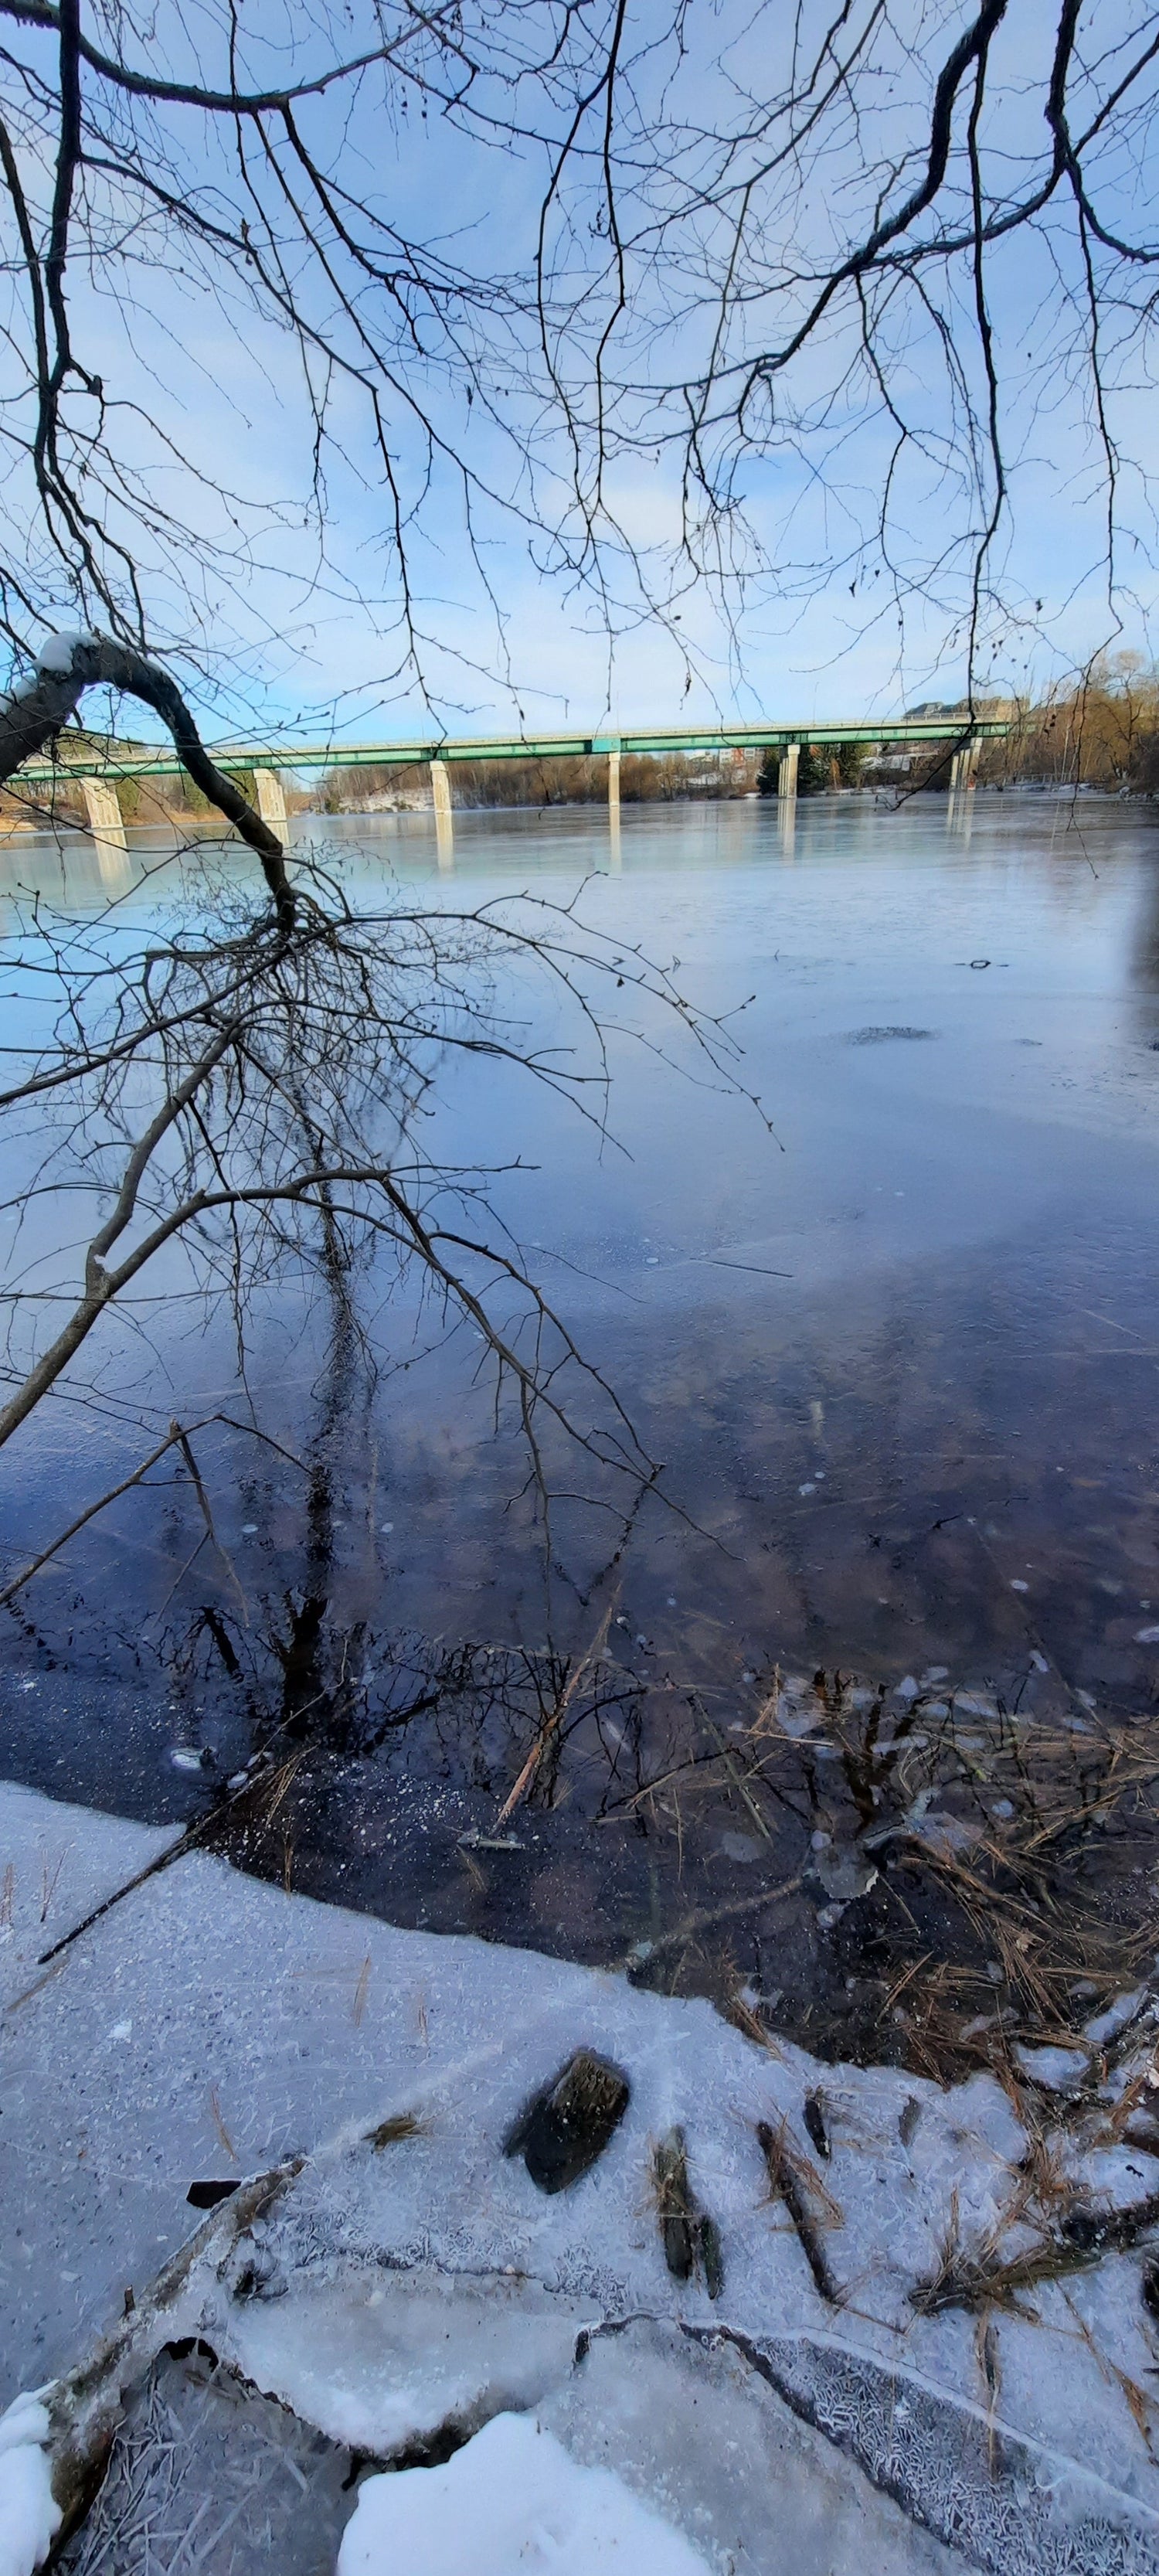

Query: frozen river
[2,788,1159,2071]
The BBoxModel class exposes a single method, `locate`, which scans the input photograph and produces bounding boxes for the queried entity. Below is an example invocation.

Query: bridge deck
[8,715,1009,786]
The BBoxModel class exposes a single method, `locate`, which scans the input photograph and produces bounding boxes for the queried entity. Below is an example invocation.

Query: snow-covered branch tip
[0,635,294,928]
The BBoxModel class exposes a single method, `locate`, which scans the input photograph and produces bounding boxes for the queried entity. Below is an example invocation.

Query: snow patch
[0,2393,60,2576]
[34,630,99,677]
[1086,1991,1148,2048]
[336,2411,713,2574]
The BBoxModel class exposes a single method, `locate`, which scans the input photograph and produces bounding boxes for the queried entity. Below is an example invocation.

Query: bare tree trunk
[0,635,294,927]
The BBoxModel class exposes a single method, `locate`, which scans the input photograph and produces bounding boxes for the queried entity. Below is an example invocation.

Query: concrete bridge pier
[778,742,800,803]
[253,769,287,829]
[430,758,454,869]
[592,733,622,829]
[81,778,126,849]
[948,740,980,797]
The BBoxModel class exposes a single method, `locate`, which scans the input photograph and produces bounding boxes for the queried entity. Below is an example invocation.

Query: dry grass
[614,1662,1159,2078]
[207,2085,237,2163]
[911,2177,1159,2318]
[364,2110,423,2150]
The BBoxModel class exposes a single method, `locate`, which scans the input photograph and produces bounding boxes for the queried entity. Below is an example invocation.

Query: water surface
[3,791,1158,2071]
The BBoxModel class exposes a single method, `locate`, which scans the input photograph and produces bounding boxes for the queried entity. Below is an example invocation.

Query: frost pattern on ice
[699,2329,1159,2576]
[57,2347,356,2576]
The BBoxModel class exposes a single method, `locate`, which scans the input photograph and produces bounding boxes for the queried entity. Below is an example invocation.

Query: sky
[4,0,1158,744]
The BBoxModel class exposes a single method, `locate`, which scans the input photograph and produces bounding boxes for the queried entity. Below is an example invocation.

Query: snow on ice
[3,1779,1159,2573]
[0,2394,60,2576]
[336,2411,713,2574]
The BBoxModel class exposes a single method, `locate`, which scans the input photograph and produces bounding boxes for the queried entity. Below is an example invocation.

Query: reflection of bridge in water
[10,713,1010,854]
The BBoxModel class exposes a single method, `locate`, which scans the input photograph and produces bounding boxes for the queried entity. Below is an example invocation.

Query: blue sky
[7,0,1158,742]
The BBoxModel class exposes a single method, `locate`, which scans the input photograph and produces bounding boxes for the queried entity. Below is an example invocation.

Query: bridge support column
[778,742,800,803]
[430,759,454,868]
[253,768,287,828]
[81,778,126,849]
[607,749,620,816]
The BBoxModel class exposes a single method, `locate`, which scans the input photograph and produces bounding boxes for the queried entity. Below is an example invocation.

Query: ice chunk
[1085,1990,1147,2047]
[1014,2043,1089,2093]
[336,2411,712,2574]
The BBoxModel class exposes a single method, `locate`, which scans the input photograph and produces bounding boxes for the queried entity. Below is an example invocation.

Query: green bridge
[8,713,1009,846]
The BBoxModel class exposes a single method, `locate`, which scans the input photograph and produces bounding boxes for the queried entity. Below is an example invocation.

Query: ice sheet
[4,1780,1159,2576]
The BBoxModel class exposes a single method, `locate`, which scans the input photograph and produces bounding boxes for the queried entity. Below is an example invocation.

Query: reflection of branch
[0,1019,235,1448]
[0,1413,307,1611]
[0,836,754,1558]
[0,1420,188,1608]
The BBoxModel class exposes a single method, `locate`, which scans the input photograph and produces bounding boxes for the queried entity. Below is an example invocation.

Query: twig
[35,1750,308,1965]
[757,2116,844,2305]
[173,1424,249,1626]
[622,1873,803,1970]
[496,1596,616,1825]
[0,1422,193,1611]
[0,1412,308,1615]
[696,1698,776,1846]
